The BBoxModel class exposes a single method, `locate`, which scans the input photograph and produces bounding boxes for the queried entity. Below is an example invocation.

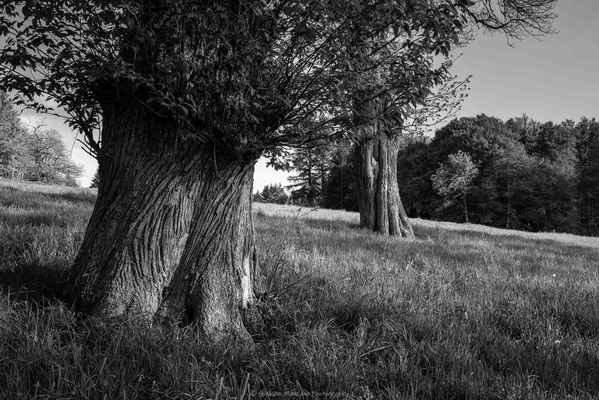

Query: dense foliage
[281,141,360,210]
[397,114,599,235]
[286,146,333,206]
[0,92,82,186]
[321,144,360,212]
[431,150,479,223]
[0,91,28,178]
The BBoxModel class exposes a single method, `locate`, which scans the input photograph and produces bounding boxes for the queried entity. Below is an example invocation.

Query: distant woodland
[257,114,599,236]
[0,92,83,186]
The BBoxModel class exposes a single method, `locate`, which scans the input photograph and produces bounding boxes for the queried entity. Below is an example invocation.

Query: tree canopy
[1,1,468,155]
[1,0,556,157]
[0,92,82,185]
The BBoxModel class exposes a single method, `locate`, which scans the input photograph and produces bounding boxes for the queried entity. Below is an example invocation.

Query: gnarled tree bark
[68,99,261,342]
[355,134,414,238]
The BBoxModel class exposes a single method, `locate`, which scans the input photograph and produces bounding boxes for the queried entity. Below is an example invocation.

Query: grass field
[2,179,599,399]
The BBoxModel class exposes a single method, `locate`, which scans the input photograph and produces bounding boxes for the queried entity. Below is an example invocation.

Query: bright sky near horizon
[17,0,599,189]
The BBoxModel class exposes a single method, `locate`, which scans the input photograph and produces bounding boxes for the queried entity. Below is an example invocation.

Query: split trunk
[68,100,261,341]
[355,134,414,238]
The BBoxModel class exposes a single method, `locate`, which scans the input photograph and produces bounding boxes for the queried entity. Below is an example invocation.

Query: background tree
[0,91,29,180]
[346,0,556,238]
[491,149,578,232]
[352,85,464,238]
[25,123,83,186]
[431,150,479,223]
[398,113,587,234]
[287,146,332,206]
[505,114,541,153]
[1,95,82,185]
[397,139,434,219]
[321,142,359,211]
[349,36,466,239]
[400,114,525,224]
[575,118,599,235]
[255,183,288,205]
[489,147,532,229]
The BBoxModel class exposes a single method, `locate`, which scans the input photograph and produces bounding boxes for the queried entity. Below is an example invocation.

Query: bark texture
[355,135,414,238]
[68,99,261,341]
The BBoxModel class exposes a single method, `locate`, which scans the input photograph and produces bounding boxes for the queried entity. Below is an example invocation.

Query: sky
[451,0,599,124]
[17,0,599,189]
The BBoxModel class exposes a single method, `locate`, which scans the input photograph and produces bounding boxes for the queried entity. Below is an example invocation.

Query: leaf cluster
[431,149,479,203]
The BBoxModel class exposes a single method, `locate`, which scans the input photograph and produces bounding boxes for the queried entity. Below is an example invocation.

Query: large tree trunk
[355,134,414,238]
[68,101,261,342]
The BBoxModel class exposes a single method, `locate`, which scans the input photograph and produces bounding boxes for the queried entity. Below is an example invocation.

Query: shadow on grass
[0,261,70,306]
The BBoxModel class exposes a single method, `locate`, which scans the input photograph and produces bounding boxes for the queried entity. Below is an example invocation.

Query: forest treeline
[5,78,598,236]
[0,92,83,186]
[257,114,599,236]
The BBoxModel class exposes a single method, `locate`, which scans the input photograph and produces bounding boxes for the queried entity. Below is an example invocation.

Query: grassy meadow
[2,178,599,399]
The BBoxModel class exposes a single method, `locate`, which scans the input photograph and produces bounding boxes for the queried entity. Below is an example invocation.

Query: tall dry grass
[2,180,599,399]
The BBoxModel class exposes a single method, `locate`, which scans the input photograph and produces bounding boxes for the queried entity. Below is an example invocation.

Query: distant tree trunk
[505,166,512,229]
[68,100,261,342]
[340,165,344,210]
[307,156,315,206]
[320,167,326,203]
[355,134,414,238]
[463,191,469,223]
